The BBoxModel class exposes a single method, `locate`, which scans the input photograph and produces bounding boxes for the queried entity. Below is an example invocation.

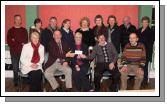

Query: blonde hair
[75,32,82,38]
[79,17,90,27]
[30,31,40,41]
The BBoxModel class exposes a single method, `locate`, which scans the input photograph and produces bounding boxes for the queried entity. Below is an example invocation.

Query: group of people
[7,14,155,92]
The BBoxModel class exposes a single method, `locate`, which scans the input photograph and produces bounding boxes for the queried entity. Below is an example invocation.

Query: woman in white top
[20,31,44,92]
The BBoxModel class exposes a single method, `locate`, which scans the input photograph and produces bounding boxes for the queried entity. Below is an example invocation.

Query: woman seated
[20,31,44,92]
[67,32,94,92]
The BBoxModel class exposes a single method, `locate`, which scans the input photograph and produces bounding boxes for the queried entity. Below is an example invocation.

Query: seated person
[120,33,146,90]
[80,34,120,92]
[67,32,94,92]
[43,30,72,92]
[20,31,44,92]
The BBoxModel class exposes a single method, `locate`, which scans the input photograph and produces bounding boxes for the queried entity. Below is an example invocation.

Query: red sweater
[7,27,28,55]
[122,42,146,66]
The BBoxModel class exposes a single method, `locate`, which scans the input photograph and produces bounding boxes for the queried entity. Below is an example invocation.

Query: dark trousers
[143,59,149,83]
[11,54,20,86]
[72,65,92,91]
[94,63,120,92]
[28,69,43,92]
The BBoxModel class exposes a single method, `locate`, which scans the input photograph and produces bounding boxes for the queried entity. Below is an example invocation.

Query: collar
[99,41,107,46]
[63,27,70,33]
[80,27,89,31]
[130,42,138,46]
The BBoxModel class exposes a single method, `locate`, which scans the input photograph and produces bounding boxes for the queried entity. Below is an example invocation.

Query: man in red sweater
[120,33,146,90]
[7,14,28,86]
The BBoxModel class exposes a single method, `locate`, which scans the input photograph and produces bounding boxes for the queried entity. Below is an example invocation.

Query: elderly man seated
[120,33,146,90]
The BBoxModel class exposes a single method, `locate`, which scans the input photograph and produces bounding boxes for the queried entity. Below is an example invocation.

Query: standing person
[120,33,146,90]
[44,30,72,92]
[119,16,136,51]
[137,16,155,85]
[92,15,108,42]
[41,16,59,64]
[60,19,75,50]
[80,34,120,92]
[7,14,28,87]
[106,15,121,54]
[20,31,44,92]
[76,17,96,47]
[68,32,94,92]
[29,18,43,39]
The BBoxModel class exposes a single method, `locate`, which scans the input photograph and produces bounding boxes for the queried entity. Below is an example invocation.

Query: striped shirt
[122,42,146,65]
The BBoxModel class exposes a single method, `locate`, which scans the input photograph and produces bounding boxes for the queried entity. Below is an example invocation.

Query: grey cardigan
[88,42,118,64]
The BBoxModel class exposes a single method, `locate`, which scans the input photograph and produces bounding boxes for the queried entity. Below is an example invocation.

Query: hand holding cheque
[66,50,87,58]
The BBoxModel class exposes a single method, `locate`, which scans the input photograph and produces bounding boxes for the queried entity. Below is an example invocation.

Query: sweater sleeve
[7,29,18,47]
[121,44,128,65]
[109,42,118,63]
[20,45,33,67]
[139,44,146,68]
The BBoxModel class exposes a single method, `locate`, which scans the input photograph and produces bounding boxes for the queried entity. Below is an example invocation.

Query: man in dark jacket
[7,14,28,86]
[44,30,72,92]
[137,16,155,85]
[92,15,108,42]
[41,16,59,52]
[106,15,121,54]
[81,34,120,92]
[119,16,136,52]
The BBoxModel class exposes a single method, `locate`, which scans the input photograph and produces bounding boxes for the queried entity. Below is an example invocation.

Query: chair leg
[42,75,46,92]
[89,73,92,85]
[18,75,22,92]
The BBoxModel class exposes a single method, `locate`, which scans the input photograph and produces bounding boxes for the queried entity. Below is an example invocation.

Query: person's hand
[75,65,80,71]
[136,68,144,75]
[109,62,115,70]
[77,55,81,59]
[120,66,128,72]
[69,53,75,57]
[63,62,68,67]
[79,54,87,59]
[66,51,72,57]
[31,63,38,69]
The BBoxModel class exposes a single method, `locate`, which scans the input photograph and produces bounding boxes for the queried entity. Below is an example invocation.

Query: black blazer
[106,25,121,54]
[137,26,154,62]
[119,23,137,51]
[69,44,89,69]
[61,27,75,50]
[76,28,96,47]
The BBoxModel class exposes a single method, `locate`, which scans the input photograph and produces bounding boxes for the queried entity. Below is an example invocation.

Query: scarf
[76,44,83,66]
[31,42,40,63]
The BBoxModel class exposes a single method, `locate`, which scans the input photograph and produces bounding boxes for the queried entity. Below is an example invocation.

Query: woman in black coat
[137,16,155,84]
[69,32,93,92]
[60,19,75,50]
[106,15,121,54]
[76,17,96,47]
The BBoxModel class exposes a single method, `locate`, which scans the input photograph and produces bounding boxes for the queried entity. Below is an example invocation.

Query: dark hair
[97,34,105,39]
[34,18,42,26]
[54,29,61,34]
[107,15,117,25]
[61,19,70,27]
[14,14,21,19]
[49,16,57,21]
[141,16,150,23]
[94,14,103,23]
